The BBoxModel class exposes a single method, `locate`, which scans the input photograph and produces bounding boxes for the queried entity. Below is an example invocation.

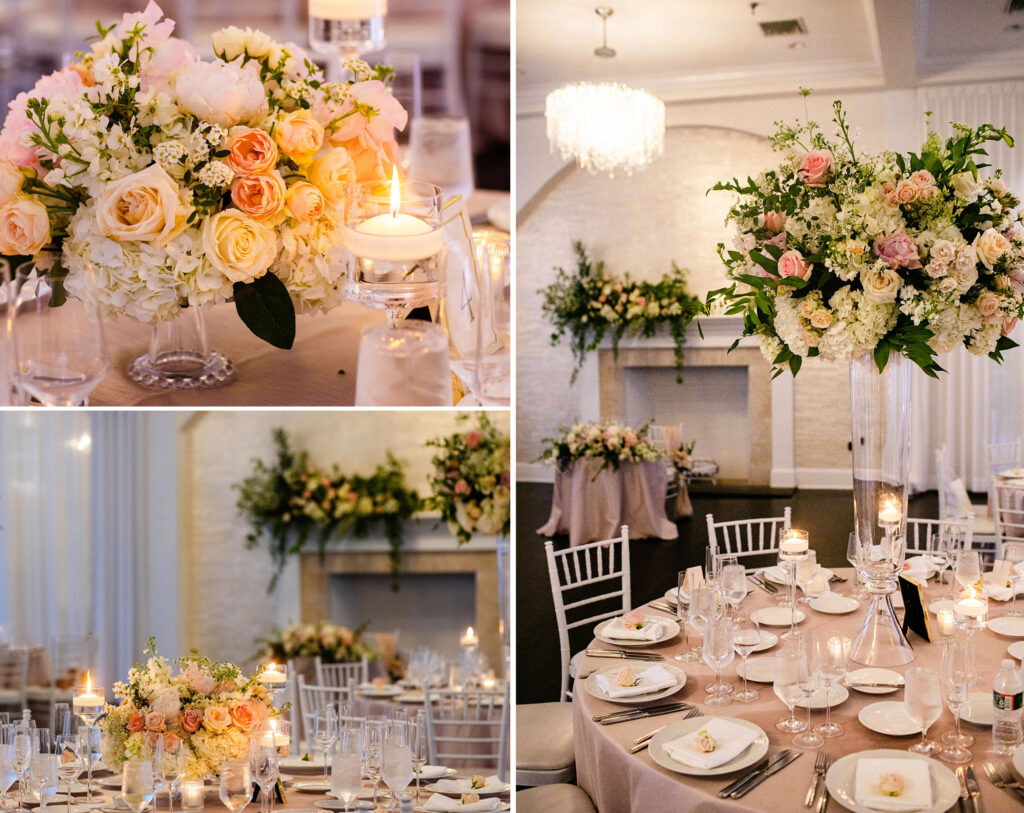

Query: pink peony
[140,37,194,94]
[180,661,216,695]
[0,68,88,170]
[798,150,833,187]
[777,249,812,281]
[874,232,922,270]
[323,80,407,144]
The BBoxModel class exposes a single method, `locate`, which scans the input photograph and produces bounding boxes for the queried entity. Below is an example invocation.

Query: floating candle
[261,663,287,685]
[344,168,444,262]
[878,494,902,525]
[309,0,387,20]
[460,626,479,648]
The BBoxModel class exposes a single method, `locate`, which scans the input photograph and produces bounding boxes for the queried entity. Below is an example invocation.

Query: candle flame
[466,626,474,637]
[270,718,277,732]
[267,662,276,671]
[389,165,400,218]
[85,671,92,693]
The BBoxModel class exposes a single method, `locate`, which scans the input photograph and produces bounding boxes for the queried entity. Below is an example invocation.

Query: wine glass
[121,760,155,813]
[904,666,943,755]
[249,729,279,813]
[312,705,339,780]
[0,731,19,813]
[331,728,363,813]
[846,532,868,600]
[720,564,748,616]
[939,637,974,764]
[381,722,413,812]
[731,612,761,703]
[954,550,982,593]
[77,725,100,803]
[51,706,70,741]
[793,634,824,749]
[1004,546,1024,616]
[218,761,251,813]
[927,534,950,587]
[364,718,386,810]
[54,733,83,813]
[410,713,427,801]
[814,635,850,739]
[674,571,698,662]
[687,587,714,660]
[795,551,818,604]
[12,724,31,809]
[773,644,807,734]
[702,615,734,705]
[29,754,58,810]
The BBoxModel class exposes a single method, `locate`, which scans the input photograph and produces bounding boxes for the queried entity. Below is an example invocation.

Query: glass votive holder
[354,321,452,406]
[308,0,386,59]
[953,593,988,632]
[269,719,291,757]
[180,778,204,812]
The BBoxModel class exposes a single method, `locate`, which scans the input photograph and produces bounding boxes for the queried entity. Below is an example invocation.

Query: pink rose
[798,150,833,187]
[623,610,646,627]
[893,180,918,205]
[144,711,166,732]
[454,479,470,495]
[977,291,1001,322]
[761,210,787,234]
[637,296,646,305]
[0,198,50,255]
[127,711,145,733]
[874,232,922,270]
[909,169,936,189]
[777,249,812,281]
[180,708,202,733]
[226,127,279,177]
[466,431,482,449]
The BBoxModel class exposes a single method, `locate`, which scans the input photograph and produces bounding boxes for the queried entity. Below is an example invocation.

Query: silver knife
[730,751,802,798]
[844,680,905,688]
[957,766,970,813]
[749,578,774,595]
[964,765,983,813]
[718,755,776,797]
[585,649,664,660]
[593,702,689,722]
[598,704,690,726]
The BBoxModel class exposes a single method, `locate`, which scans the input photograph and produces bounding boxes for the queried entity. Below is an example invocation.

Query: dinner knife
[957,766,970,813]
[843,680,905,688]
[648,601,677,614]
[964,765,983,813]
[718,755,776,797]
[631,723,669,747]
[597,704,691,726]
[585,649,666,660]
[749,578,774,595]
[729,751,802,798]
[752,574,778,593]
[592,702,689,722]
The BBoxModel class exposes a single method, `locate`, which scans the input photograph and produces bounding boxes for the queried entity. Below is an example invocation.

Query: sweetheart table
[572,567,1023,812]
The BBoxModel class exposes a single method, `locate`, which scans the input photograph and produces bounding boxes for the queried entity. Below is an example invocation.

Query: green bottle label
[994,690,1024,711]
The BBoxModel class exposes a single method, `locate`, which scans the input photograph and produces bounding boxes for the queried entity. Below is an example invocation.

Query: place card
[992,559,1014,588]
[898,574,931,643]
[682,566,704,594]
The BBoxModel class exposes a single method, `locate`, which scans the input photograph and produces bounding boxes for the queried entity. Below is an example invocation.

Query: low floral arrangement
[0,1,406,347]
[234,429,421,590]
[100,639,276,779]
[710,92,1024,377]
[671,441,695,474]
[539,420,663,472]
[427,414,511,544]
[258,620,374,664]
[541,241,704,382]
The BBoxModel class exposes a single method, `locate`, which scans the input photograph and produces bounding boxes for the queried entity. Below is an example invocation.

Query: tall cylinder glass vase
[849,352,915,667]
[127,306,235,389]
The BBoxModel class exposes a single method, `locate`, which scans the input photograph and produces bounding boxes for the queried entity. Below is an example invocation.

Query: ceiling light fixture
[544,7,665,177]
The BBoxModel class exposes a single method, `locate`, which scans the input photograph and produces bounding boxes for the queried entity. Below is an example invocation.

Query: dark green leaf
[233,273,296,349]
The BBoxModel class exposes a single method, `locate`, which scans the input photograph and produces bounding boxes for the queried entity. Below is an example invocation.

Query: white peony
[174,59,268,128]
[211,26,274,61]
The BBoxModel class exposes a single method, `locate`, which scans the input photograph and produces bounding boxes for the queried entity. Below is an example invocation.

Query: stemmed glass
[731,612,761,703]
[702,614,734,705]
[331,728,363,813]
[720,564,748,617]
[939,636,974,764]
[365,717,386,810]
[54,733,83,813]
[0,731,18,813]
[846,532,868,600]
[29,755,58,811]
[904,666,943,755]
[410,713,427,801]
[953,550,985,635]
[77,725,100,804]
[313,705,339,781]
[249,729,279,813]
[12,725,31,811]
[815,635,850,739]
[927,534,950,587]
[687,588,714,661]
[773,644,807,734]
[218,761,251,813]
[121,760,156,813]
[382,722,413,812]
[1005,546,1024,616]
[162,737,186,813]
[793,634,824,749]
[674,571,698,662]
[51,706,70,742]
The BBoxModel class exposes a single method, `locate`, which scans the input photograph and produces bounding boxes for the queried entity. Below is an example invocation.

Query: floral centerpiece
[258,620,374,665]
[670,440,695,475]
[0,1,406,358]
[100,640,276,779]
[710,94,1024,377]
[234,429,421,589]
[427,414,511,544]
[539,420,663,472]
[541,241,703,382]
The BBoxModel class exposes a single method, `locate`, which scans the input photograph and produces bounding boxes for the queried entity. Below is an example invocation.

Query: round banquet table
[572,567,1023,812]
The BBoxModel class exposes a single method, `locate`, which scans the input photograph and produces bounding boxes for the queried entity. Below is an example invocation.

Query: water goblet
[121,760,155,813]
[0,733,19,813]
[674,571,698,662]
[702,615,734,705]
[29,754,57,810]
[720,564,748,616]
[331,728,363,813]
[218,761,251,813]
[731,612,761,703]
[773,644,807,734]
[814,635,850,739]
[938,636,974,763]
[904,666,943,755]
[54,734,83,813]
[687,587,714,660]
[793,634,824,749]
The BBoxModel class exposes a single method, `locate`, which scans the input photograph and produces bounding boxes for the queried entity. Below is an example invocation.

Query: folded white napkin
[433,776,505,795]
[604,617,666,641]
[661,718,760,770]
[595,665,678,699]
[799,565,830,596]
[853,758,932,812]
[901,556,937,582]
[422,794,500,812]
[983,577,1024,601]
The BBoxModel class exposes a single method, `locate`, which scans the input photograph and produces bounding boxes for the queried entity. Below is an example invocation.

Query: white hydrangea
[272,217,347,314]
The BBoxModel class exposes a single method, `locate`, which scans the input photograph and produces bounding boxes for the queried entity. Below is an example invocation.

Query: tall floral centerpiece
[0,1,406,388]
[259,620,374,665]
[711,94,1024,665]
[539,420,663,472]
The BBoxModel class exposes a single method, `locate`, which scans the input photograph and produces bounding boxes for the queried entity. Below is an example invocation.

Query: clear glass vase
[849,352,916,667]
[127,306,235,389]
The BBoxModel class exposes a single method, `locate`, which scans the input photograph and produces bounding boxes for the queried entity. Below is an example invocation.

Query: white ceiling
[517,0,1024,113]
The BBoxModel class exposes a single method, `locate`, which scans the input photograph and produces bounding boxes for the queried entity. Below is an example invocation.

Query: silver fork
[628,708,702,754]
[805,751,828,807]
[814,754,834,813]
[984,760,1024,803]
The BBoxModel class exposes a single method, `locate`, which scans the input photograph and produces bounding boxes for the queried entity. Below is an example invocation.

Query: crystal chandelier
[545,7,665,177]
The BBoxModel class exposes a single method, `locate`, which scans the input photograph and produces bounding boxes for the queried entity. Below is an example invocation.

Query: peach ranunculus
[95,164,189,245]
[202,706,232,733]
[127,711,145,733]
[229,702,256,731]
[777,249,813,281]
[275,109,324,164]
[201,209,277,284]
[798,149,833,187]
[308,148,357,204]
[975,227,1010,270]
[180,708,203,733]
[226,127,279,177]
[0,198,49,255]
[0,161,23,205]
[230,170,286,224]
[761,210,787,234]
[145,711,166,732]
[285,182,326,222]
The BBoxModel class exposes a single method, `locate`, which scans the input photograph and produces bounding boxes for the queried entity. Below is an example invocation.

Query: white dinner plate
[664,587,688,606]
[649,716,769,777]
[751,607,805,627]
[734,657,776,683]
[292,780,333,793]
[928,599,954,616]
[424,779,510,797]
[824,749,959,813]
[1014,743,1024,777]
[98,777,125,789]
[416,805,509,813]
[989,616,1024,637]
[39,806,98,813]
[594,616,679,647]
[280,756,328,770]
[314,796,374,809]
[24,796,70,808]
[283,809,325,813]
[66,783,91,796]
[960,692,994,726]
[809,594,860,614]
[355,684,404,698]
[748,630,779,653]
[764,566,834,585]
[795,685,849,710]
[858,701,922,736]
[1009,640,1024,660]
[584,663,687,705]
[844,668,905,695]
[413,766,457,780]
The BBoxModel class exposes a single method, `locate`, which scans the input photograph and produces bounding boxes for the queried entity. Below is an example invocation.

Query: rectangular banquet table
[572,567,1023,812]
[537,458,679,547]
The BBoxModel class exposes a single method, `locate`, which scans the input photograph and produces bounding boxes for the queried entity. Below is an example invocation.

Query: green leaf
[873,341,890,373]
[233,273,296,349]
[749,250,778,276]
[789,355,802,376]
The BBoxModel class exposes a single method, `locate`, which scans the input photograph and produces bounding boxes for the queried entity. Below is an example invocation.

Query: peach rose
[226,127,279,177]
[127,711,145,733]
[162,732,181,750]
[0,198,49,255]
[761,210,787,234]
[909,169,936,189]
[230,170,286,224]
[777,249,812,281]
[0,161,23,206]
[798,149,833,187]
[285,182,326,222]
[145,711,166,732]
[977,290,1001,320]
[94,164,189,245]
[975,228,1010,270]
[201,209,277,283]
[275,109,324,164]
[308,148,356,204]
[202,706,232,732]
[810,309,832,329]
[180,708,202,733]
[893,180,918,205]
[229,702,256,731]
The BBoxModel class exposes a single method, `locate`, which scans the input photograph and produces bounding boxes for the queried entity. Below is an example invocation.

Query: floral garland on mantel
[541,241,704,382]
[234,429,421,591]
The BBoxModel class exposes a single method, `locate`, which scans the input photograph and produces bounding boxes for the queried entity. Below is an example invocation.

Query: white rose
[938,276,958,294]
[212,26,273,61]
[95,164,190,245]
[798,299,815,319]
[974,227,1010,270]
[859,266,903,305]
[810,309,832,329]
[955,245,978,273]
[925,261,947,279]
[951,171,983,202]
[930,239,956,265]
[174,60,269,129]
[201,209,278,283]
[0,161,24,205]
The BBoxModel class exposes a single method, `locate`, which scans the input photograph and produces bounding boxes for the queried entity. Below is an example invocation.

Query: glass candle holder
[180,778,204,812]
[953,589,988,634]
[72,681,104,725]
[308,0,387,61]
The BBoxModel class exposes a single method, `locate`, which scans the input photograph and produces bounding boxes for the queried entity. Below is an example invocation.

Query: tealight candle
[344,168,444,262]
[878,494,902,525]
[937,608,954,639]
[73,673,104,721]
[269,719,291,757]
[260,663,287,685]
[780,529,809,554]
[181,778,204,811]
[309,0,387,20]
[460,626,479,648]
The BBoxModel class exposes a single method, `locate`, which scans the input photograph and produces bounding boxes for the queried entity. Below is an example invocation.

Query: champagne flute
[732,612,761,703]
[54,734,83,813]
[331,728,363,813]
[720,564,748,616]
[0,733,19,813]
[904,666,943,755]
[702,615,734,705]
[381,722,413,812]
[773,645,807,734]
[410,713,427,801]
[814,635,850,738]
[218,761,251,813]
[939,637,974,763]
[365,717,386,809]
[121,760,155,813]
[249,730,279,813]
[12,725,31,810]
[674,571,698,662]
[793,634,824,749]
[312,706,338,781]
[1005,546,1024,616]
[29,755,57,811]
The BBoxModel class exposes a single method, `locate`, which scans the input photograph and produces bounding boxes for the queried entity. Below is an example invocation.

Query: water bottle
[993,658,1024,755]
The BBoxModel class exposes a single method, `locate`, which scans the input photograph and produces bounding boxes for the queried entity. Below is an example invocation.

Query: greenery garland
[541,241,704,382]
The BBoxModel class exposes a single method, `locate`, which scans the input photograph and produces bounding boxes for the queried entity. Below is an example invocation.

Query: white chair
[904,517,972,555]
[988,440,1022,477]
[544,527,631,700]
[993,479,1024,560]
[935,445,997,557]
[516,784,597,813]
[314,657,368,690]
[0,647,28,715]
[423,684,508,774]
[705,508,792,573]
[296,676,350,749]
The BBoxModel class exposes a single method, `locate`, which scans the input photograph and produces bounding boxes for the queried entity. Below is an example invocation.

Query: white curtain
[908,82,1024,493]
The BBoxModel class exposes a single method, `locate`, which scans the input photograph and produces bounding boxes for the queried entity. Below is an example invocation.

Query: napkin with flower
[661,718,760,770]
[595,664,678,699]
[984,559,1024,600]
[432,776,506,795]
[853,759,932,812]
[604,610,666,641]
[798,565,831,596]
[422,794,501,812]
